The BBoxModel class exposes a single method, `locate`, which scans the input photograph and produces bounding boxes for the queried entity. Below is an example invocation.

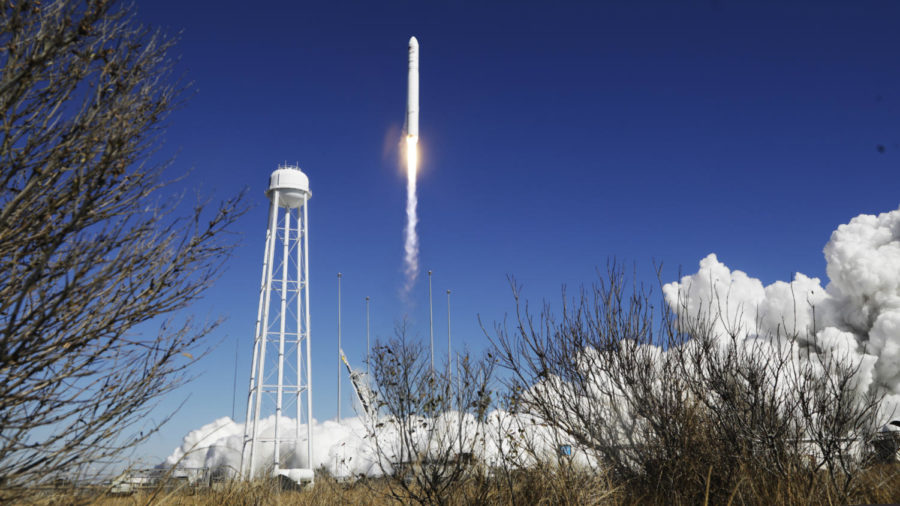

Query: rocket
[406,36,419,138]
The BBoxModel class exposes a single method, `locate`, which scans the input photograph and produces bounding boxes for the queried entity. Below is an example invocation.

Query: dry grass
[7,462,900,505]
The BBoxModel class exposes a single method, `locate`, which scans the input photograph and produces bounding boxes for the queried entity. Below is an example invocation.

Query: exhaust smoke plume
[403,135,419,296]
[664,206,900,417]
[168,207,900,476]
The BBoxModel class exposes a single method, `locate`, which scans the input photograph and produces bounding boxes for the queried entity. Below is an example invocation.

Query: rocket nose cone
[409,36,418,48]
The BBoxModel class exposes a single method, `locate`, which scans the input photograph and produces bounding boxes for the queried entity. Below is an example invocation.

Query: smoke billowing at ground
[166,412,568,478]
[167,207,900,473]
[664,206,900,417]
[402,136,419,297]
[166,416,375,477]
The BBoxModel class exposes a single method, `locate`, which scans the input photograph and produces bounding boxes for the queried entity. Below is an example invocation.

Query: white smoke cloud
[164,415,379,478]
[403,167,419,295]
[402,137,419,298]
[167,207,900,475]
[664,206,900,415]
[163,412,573,478]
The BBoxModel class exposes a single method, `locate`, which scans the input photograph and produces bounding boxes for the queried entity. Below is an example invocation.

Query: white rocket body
[407,36,419,138]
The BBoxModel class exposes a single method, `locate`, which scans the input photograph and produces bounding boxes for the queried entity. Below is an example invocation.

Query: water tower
[241,164,313,484]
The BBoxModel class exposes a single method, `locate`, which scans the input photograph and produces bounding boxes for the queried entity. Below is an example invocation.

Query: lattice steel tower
[241,165,313,483]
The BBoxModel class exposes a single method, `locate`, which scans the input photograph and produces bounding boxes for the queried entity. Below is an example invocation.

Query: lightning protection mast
[242,164,314,485]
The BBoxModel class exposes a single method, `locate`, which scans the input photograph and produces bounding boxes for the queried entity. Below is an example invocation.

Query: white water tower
[241,164,313,483]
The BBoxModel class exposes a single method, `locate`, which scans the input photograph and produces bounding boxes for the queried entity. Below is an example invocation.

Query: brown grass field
[9,462,900,506]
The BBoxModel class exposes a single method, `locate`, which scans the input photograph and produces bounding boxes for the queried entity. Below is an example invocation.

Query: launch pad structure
[241,165,314,484]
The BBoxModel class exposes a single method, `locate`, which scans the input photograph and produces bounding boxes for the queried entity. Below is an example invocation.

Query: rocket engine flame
[403,135,419,296]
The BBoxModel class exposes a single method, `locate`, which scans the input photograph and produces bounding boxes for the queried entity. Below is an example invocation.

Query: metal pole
[337,272,342,423]
[428,270,434,376]
[303,196,313,472]
[249,190,281,478]
[232,339,238,420]
[456,351,461,412]
[241,197,276,476]
[274,208,291,471]
[446,290,451,375]
[365,296,370,378]
[295,207,302,449]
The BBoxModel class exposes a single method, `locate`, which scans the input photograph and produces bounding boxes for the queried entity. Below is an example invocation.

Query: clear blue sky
[129,0,900,463]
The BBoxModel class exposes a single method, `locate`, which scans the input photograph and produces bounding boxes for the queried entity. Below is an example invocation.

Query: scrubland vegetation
[14,265,900,505]
[9,462,900,505]
[4,1,900,505]
[0,0,243,502]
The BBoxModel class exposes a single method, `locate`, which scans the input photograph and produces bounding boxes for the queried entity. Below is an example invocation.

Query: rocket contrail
[403,36,420,296]
[403,137,419,295]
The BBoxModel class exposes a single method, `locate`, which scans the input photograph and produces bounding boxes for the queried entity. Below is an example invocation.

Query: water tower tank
[267,165,311,208]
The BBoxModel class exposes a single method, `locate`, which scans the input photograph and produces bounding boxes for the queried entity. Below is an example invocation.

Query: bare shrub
[0,0,244,498]
[366,320,495,506]
[489,264,886,503]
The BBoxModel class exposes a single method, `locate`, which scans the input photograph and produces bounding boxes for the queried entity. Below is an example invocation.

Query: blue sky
[129,0,900,463]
